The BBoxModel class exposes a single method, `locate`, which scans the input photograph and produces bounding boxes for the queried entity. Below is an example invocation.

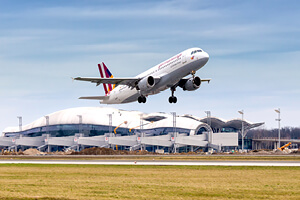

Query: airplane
[74,47,210,104]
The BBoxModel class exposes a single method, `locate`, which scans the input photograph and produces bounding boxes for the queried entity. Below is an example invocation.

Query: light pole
[44,116,50,152]
[140,114,143,131]
[17,116,22,132]
[44,116,49,135]
[107,114,112,134]
[77,115,82,133]
[171,112,177,153]
[171,112,176,134]
[204,111,212,146]
[139,114,144,150]
[238,110,244,151]
[275,108,281,149]
[204,111,211,127]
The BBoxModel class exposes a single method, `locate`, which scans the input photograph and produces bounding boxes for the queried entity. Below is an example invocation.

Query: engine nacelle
[182,76,201,91]
[137,76,155,91]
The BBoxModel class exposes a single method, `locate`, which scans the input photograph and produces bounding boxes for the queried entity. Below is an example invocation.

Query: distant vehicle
[74,47,210,104]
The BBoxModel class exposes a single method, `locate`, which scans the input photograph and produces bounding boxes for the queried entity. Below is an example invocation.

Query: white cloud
[29,2,220,20]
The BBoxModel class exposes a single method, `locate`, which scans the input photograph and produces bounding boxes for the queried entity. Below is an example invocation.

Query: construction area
[1,142,299,156]
[0,131,238,154]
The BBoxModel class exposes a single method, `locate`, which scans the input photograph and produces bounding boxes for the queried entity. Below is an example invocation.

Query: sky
[0,0,299,132]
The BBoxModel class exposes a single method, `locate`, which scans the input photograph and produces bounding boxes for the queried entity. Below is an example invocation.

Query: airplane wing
[73,77,140,87]
[73,76,161,88]
[177,78,211,86]
[200,79,211,83]
[174,77,211,91]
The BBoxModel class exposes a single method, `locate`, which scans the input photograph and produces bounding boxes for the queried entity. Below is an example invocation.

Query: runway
[0,160,299,166]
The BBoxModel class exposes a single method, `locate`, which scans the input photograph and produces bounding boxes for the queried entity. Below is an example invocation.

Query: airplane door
[182,53,187,64]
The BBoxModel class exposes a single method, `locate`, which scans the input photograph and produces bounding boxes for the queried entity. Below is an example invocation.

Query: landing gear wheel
[138,96,147,103]
[173,96,177,103]
[168,96,177,103]
[169,86,177,103]
[138,96,142,103]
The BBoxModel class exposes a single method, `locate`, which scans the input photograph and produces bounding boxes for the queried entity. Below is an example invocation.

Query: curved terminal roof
[182,115,264,131]
[2,107,211,136]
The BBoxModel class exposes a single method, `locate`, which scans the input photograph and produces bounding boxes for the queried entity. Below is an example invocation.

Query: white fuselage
[102,47,209,104]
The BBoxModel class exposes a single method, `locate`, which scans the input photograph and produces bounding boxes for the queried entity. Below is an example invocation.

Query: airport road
[0,160,299,166]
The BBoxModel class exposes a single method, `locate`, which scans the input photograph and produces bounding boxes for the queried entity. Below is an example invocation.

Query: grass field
[1,155,300,161]
[0,164,299,200]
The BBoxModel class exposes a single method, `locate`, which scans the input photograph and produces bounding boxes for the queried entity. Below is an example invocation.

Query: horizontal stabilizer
[79,96,109,100]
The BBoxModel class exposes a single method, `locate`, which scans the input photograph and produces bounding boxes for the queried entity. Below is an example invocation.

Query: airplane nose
[203,51,209,63]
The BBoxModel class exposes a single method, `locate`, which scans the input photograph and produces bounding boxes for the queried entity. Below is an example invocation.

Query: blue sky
[1,0,299,132]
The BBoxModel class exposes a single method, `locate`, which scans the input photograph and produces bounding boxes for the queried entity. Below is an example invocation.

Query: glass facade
[4,124,196,138]
[221,127,238,133]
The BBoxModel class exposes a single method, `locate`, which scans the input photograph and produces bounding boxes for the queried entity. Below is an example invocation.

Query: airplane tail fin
[98,62,116,95]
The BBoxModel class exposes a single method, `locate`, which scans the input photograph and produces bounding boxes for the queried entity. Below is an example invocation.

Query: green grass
[0,164,299,199]
[1,154,300,161]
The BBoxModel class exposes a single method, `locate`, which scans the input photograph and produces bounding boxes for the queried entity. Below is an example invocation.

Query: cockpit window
[191,49,202,55]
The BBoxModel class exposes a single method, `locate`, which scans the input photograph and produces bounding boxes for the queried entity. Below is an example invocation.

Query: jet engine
[182,76,201,91]
[137,76,155,91]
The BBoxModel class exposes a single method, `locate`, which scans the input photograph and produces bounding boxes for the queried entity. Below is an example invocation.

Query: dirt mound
[23,148,44,155]
[291,149,300,154]
[71,147,156,155]
[72,147,124,155]
[248,149,272,155]
[134,150,154,155]
[1,149,24,155]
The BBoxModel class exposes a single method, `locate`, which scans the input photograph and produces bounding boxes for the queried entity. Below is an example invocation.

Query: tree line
[247,127,300,139]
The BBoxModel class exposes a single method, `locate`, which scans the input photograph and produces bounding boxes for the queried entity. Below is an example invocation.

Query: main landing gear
[169,87,177,103]
[138,95,146,103]
[169,96,177,103]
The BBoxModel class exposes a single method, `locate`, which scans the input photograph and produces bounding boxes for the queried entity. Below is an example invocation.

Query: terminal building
[1,107,264,153]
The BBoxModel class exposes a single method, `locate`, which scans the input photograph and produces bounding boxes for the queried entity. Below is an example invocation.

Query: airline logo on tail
[98,62,115,95]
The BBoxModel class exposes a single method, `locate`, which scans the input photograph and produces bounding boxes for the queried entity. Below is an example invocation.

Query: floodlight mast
[171,112,177,153]
[17,116,22,132]
[44,116,49,135]
[238,110,244,151]
[140,114,143,131]
[205,111,212,146]
[107,114,112,134]
[77,115,82,134]
[204,111,211,127]
[275,108,281,149]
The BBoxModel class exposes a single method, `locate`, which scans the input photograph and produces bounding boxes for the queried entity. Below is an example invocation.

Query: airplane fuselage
[102,47,209,104]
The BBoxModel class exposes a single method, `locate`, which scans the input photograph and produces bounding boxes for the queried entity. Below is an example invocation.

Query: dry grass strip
[0,164,299,200]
